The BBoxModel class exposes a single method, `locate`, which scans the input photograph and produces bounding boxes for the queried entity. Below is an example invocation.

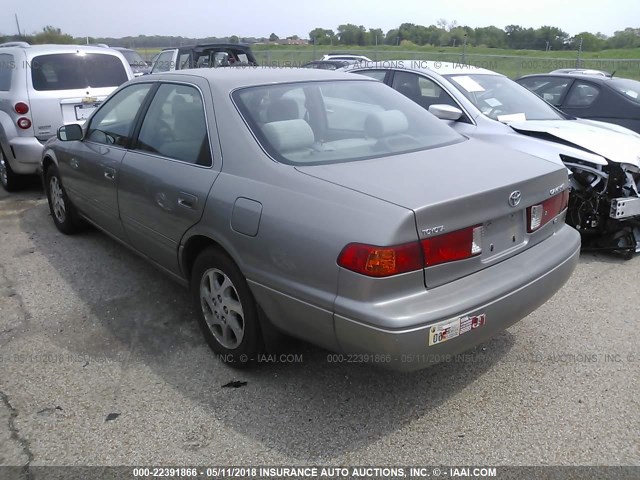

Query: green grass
[136,45,640,80]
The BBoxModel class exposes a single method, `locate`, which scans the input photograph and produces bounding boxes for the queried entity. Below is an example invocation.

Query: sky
[2,0,639,39]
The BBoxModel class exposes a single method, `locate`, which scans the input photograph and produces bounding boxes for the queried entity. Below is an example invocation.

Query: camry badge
[508,191,522,207]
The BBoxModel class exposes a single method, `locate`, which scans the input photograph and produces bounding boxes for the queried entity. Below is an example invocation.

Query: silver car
[41,68,580,371]
[0,42,133,191]
[345,61,640,256]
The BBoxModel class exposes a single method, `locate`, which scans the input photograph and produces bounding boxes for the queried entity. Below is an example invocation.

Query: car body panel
[42,67,578,370]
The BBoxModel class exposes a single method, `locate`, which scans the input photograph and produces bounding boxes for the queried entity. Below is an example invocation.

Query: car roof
[162,43,252,52]
[346,60,500,76]
[143,67,374,91]
[0,43,122,54]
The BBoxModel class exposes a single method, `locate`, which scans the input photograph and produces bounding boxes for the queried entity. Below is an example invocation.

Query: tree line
[1,23,639,51]
[309,22,640,51]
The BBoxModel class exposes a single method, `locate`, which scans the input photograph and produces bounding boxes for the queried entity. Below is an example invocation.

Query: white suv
[0,42,133,191]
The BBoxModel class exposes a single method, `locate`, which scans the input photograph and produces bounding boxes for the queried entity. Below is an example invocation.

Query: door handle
[177,193,198,209]
[70,158,79,169]
[104,167,116,181]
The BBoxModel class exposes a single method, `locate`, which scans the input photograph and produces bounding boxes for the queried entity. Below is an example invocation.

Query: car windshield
[31,53,129,91]
[445,74,564,122]
[120,49,146,66]
[233,80,463,165]
[610,78,640,104]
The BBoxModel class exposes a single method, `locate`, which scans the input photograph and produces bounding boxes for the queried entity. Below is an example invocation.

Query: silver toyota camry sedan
[41,68,580,371]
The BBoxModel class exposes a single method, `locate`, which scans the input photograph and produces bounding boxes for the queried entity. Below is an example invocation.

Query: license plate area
[482,212,525,260]
[74,103,100,121]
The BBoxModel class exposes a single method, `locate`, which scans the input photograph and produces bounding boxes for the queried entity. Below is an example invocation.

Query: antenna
[14,14,22,37]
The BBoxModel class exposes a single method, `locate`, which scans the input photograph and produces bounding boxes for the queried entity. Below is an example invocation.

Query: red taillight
[14,102,29,115]
[337,242,423,277]
[338,225,483,277]
[17,117,32,129]
[527,190,569,233]
[421,225,483,267]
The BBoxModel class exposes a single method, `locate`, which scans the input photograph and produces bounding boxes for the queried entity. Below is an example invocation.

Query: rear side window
[30,53,128,91]
[0,54,14,91]
[565,81,600,107]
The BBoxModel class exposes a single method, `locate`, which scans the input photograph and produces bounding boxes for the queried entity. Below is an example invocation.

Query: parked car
[151,43,257,73]
[320,53,372,63]
[516,73,640,134]
[0,42,133,191]
[345,61,640,256]
[113,47,151,76]
[41,68,579,371]
[302,60,355,70]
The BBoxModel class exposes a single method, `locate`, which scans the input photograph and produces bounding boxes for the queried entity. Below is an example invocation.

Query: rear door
[27,52,131,140]
[117,78,221,274]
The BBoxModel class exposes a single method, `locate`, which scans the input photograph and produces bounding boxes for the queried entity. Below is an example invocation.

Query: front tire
[0,148,22,192]
[191,248,264,366]
[45,165,83,234]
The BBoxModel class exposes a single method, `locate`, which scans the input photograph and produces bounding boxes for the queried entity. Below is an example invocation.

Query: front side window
[86,83,152,146]
[517,77,572,106]
[30,53,128,91]
[233,80,463,166]
[136,83,212,166]
[446,74,565,121]
[565,81,600,107]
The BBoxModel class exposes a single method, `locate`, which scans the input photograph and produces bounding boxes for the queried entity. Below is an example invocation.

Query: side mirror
[428,104,463,121]
[57,124,83,142]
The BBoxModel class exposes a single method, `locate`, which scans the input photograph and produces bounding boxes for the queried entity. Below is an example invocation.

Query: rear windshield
[233,80,463,166]
[30,53,128,91]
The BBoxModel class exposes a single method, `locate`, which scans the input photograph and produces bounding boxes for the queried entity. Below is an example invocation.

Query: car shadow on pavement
[22,201,515,462]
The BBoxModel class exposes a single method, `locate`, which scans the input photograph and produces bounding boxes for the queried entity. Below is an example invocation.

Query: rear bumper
[334,225,581,371]
[7,137,45,174]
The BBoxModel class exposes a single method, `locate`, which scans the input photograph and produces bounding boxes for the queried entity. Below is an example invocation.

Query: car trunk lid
[297,138,569,286]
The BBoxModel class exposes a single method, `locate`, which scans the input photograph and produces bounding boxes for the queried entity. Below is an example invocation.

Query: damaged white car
[345,61,640,256]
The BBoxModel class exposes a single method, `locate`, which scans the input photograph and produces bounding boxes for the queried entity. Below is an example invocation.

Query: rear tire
[0,148,22,192]
[191,247,264,367]
[45,165,84,234]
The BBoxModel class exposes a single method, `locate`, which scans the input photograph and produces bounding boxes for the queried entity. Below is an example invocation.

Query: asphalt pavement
[0,183,638,469]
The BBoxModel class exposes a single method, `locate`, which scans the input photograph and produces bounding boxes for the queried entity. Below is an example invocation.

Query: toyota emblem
[509,191,522,207]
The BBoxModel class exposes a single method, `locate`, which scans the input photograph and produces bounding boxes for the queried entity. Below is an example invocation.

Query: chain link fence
[253,49,640,79]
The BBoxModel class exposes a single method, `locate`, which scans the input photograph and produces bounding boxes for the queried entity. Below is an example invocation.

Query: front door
[60,82,153,239]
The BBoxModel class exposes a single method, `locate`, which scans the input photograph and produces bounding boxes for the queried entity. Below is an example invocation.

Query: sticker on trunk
[428,314,486,346]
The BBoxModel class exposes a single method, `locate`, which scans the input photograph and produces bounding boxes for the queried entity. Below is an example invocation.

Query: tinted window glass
[30,53,128,91]
[234,80,463,166]
[517,77,572,106]
[565,81,600,107]
[86,83,151,146]
[0,54,13,91]
[136,83,212,166]
[120,49,146,68]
